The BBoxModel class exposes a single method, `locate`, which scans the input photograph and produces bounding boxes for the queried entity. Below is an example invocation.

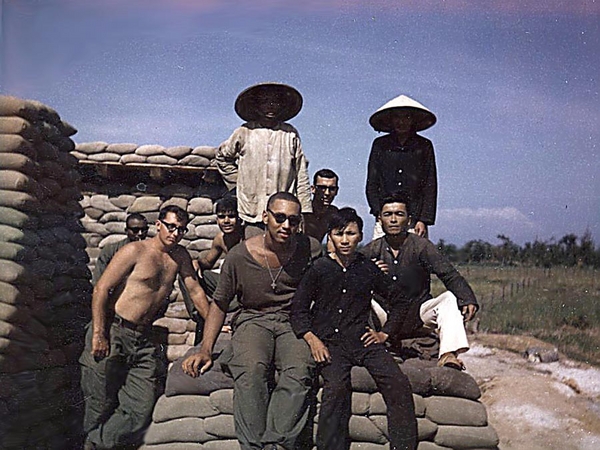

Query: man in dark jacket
[360,194,478,370]
[366,94,437,238]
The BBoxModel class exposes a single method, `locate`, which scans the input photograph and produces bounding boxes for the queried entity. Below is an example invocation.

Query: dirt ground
[462,334,600,450]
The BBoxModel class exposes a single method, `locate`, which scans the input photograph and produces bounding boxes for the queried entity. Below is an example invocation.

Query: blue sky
[2,0,599,245]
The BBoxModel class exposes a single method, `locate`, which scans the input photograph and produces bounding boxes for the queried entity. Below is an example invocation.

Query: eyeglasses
[315,185,339,193]
[216,213,237,220]
[159,220,187,234]
[127,226,148,234]
[267,209,302,227]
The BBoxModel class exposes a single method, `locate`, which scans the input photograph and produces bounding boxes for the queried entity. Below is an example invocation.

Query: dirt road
[463,334,600,450]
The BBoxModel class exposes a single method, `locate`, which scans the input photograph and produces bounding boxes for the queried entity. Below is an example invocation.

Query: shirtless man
[182,192,315,450]
[80,205,210,450]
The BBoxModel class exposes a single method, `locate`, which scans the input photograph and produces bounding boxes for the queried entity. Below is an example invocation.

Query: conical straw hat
[235,82,303,122]
[369,94,436,133]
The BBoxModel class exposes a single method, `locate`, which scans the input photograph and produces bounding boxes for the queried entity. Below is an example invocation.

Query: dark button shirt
[290,253,409,344]
[360,234,478,309]
[366,133,437,224]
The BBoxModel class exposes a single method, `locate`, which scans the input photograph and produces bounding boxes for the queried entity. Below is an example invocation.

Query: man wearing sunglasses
[80,205,210,450]
[91,213,149,285]
[303,168,340,243]
[182,192,315,450]
[180,196,243,344]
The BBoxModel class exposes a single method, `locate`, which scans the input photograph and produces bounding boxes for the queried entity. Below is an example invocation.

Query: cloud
[433,206,541,245]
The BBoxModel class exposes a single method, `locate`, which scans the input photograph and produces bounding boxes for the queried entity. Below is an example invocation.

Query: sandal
[438,352,466,371]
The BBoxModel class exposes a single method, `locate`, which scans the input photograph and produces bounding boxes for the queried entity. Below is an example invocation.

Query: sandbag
[192,146,217,159]
[203,415,236,439]
[75,142,108,154]
[0,135,37,159]
[0,190,39,211]
[434,424,499,449]
[0,260,30,284]
[348,415,387,444]
[0,154,37,175]
[0,206,38,228]
[0,96,38,119]
[429,366,481,400]
[0,171,37,192]
[209,389,234,415]
[120,154,147,164]
[129,196,163,213]
[87,152,120,162]
[0,282,34,306]
[0,242,35,262]
[352,391,370,415]
[179,155,211,167]
[164,146,192,159]
[152,395,218,423]
[106,143,138,154]
[144,417,210,445]
[147,155,178,165]
[0,117,37,139]
[425,396,487,427]
[135,144,165,156]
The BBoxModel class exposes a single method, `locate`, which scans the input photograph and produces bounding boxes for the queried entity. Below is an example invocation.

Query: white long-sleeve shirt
[216,121,312,223]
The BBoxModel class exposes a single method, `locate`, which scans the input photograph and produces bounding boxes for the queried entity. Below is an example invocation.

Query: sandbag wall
[142,351,499,450]
[72,142,222,362]
[0,96,90,448]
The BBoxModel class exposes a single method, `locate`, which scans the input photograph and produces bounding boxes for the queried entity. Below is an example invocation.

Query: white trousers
[373,290,469,357]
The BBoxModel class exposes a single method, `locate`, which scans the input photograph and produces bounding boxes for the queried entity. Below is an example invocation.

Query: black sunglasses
[159,220,187,234]
[216,213,237,219]
[315,185,339,193]
[127,226,148,234]
[267,209,302,227]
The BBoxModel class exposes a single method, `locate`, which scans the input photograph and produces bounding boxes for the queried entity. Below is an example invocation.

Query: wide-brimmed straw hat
[369,94,436,133]
[234,82,303,122]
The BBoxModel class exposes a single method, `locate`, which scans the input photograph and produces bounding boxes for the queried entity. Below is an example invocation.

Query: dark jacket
[366,133,437,225]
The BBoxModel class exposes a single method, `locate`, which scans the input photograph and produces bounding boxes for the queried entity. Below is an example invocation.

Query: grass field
[431,265,600,366]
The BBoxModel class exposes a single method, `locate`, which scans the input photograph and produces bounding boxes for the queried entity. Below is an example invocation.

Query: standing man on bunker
[366,94,438,239]
[216,82,312,238]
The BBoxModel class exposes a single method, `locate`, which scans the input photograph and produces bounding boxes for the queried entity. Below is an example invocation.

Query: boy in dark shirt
[291,208,417,450]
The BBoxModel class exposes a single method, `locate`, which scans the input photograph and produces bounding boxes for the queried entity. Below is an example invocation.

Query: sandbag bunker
[140,334,499,450]
[0,95,498,449]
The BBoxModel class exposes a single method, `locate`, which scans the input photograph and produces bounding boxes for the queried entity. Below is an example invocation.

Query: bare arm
[91,244,137,358]
[179,251,210,320]
[198,234,225,270]
[181,302,227,377]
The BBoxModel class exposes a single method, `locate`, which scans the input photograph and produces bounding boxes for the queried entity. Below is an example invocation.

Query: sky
[1,0,599,246]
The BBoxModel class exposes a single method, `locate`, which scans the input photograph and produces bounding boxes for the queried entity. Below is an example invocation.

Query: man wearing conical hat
[366,94,438,239]
[216,83,312,238]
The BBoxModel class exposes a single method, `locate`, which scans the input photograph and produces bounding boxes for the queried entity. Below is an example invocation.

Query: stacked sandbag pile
[71,144,221,362]
[0,95,90,449]
[73,141,216,167]
[141,334,499,450]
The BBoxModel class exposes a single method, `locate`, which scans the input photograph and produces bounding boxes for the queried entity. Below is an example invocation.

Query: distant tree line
[436,230,600,268]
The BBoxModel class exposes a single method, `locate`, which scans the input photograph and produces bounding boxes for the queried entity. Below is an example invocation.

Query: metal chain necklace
[263,234,289,291]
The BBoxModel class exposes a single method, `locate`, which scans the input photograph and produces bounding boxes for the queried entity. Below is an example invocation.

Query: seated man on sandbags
[360,194,479,370]
[179,196,243,344]
[182,192,316,450]
[291,207,417,450]
[80,205,210,450]
[91,212,148,284]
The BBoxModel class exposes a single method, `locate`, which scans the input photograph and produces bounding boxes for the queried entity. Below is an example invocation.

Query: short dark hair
[379,192,411,212]
[126,213,147,227]
[313,168,339,185]
[215,197,238,214]
[328,207,363,234]
[159,205,189,224]
[266,192,301,210]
